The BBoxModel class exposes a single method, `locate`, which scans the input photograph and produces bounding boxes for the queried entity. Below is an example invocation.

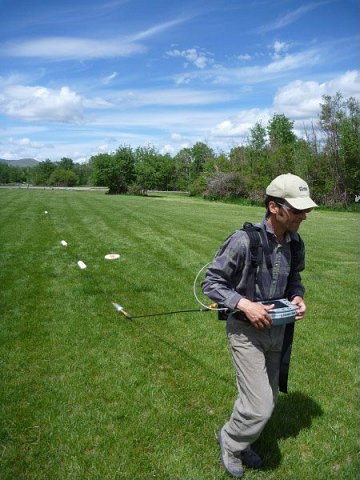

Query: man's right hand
[236,298,274,329]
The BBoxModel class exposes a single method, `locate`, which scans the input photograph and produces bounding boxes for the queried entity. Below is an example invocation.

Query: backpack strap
[289,235,304,273]
[242,222,272,301]
[242,223,261,301]
[217,222,261,319]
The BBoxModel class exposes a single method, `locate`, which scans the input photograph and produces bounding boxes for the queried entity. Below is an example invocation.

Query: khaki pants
[222,315,285,454]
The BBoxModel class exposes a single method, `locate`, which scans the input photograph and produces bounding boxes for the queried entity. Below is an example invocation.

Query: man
[202,173,317,478]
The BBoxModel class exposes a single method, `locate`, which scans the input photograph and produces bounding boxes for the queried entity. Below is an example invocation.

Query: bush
[203,172,249,200]
[48,168,79,187]
[127,183,148,196]
[189,174,207,196]
[107,174,128,194]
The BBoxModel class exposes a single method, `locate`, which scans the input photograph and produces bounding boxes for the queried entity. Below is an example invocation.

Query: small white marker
[60,240,68,247]
[77,260,87,269]
[105,253,120,260]
[44,211,48,214]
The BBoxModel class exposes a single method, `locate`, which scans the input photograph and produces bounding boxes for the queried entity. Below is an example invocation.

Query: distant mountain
[0,158,39,167]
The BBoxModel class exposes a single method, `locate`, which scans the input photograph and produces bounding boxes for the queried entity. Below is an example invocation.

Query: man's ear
[268,200,279,214]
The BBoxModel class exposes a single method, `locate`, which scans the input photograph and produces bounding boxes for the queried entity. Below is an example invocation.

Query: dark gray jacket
[201,217,305,309]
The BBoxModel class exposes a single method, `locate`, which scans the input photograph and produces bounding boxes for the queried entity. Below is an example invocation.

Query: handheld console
[259,299,298,326]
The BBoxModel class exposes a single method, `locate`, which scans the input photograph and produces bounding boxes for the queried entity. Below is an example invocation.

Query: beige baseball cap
[266,173,318,210]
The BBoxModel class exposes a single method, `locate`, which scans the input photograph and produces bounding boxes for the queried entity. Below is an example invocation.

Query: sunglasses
[276,202,313,215]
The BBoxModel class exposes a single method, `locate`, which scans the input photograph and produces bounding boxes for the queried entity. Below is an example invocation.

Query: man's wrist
[237,298,252,312]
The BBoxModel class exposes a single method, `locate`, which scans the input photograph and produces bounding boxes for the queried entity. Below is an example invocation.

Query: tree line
[1,93,359,205]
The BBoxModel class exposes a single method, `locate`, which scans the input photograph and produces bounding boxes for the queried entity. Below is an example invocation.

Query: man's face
[271,201,312,233]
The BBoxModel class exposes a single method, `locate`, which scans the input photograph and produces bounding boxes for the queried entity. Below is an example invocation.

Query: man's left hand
[291,296,306,320]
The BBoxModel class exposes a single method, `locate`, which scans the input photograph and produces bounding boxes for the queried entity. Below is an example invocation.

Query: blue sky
[0,0,359,162]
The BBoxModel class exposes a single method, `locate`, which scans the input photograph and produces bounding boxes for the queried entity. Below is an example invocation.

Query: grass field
[0,188,359,480]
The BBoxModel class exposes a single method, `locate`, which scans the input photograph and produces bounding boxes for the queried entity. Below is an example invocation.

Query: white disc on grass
[104,253,120,260]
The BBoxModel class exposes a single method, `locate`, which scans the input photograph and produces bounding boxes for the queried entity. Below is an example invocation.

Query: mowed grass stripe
[0,190,231,479]
[0,188,359,480]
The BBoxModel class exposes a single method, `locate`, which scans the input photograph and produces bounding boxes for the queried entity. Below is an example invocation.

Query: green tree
[58,157,75,170]
[49,168,79,187]
[213,152,232,173]
[74,162,91,185]
[10,165,27,183]
[156,154,177,190]
[339,97,360,200]
[249,121,267,152]
[319,93,360,203]
[267,114,296,149]
[113,146,136,184]
[89,146,135,194]
[89,153,111,186]
[267,114,297,174]
[0,162,10,183]
[174,148,192,190]
[229,145,249,174]
[190,142,215,178]
[319,93,346,201]
[247,121,270,185]
[134,145,171,192]
[31,160,56,185]
[134,146,157,192]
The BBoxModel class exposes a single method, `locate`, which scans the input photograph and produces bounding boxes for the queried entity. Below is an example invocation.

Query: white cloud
[8,137,52,149]
[0,85,85,122]
[0,15,193,61]
[160,144,176,155]
[0,73,30,88]
[206,71,360,142]
[97,143,113,153]
[325,70,360,97]
[0,136,54,161]
[174,73,194,85]
[271,40,289,59]
[0,37,145,60]
[83,96,113,109]
[273,70,360,119]
[237,54,252,61]
[257,1,330,33]
[130,16,191,41]
[89,109,232,136]
[264,50,320,74]
[110,87,236,107]
[170,133,185,142]
[166,47,214,69]
[172,48,321,85]
[102,72,118,85]
[210,109,271,138]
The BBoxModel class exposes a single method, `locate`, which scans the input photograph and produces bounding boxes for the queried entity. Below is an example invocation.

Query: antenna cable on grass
[192,262,228,312]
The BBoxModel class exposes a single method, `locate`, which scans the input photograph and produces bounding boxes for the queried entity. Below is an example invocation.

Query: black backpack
[217,221,303,319]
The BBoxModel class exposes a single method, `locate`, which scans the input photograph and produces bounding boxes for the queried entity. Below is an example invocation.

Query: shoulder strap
[242,222,271,301]
[217,223,260,319]
[242,222,263,300]
[289,234,304,273]
[243,222,262,268]
[217,222,272,319]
